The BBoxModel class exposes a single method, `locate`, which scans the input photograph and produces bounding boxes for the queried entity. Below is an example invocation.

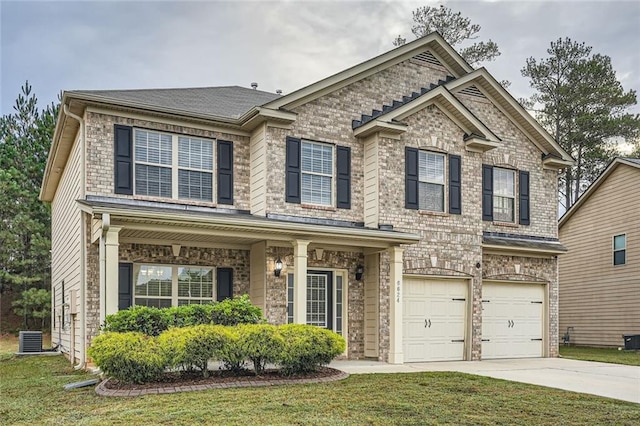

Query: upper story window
[493,167,515,222]
[132,129,214,202]
[301,140,333,205]
[613,234,626,266]
[482,165,529,225]
[285,136,351,209]
[418,151,445,212]
[114,125,234,205]
[405,147,461,214]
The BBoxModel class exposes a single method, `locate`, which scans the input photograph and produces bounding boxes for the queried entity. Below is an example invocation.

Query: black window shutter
[118,263,133,310]
[286,137,301,203]
[519,170,530,225]
[216,268,233,302]
[114,125,133,195]
[405,147,419,209]
[482,164,494,221]
[336,146,351,209]
[449,155,462,215]
[217,140,234,205]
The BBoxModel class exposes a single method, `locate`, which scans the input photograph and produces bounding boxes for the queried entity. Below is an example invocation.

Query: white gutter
[63,104,87,370]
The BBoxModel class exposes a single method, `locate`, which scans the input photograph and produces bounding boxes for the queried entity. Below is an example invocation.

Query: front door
[306,271,333,330]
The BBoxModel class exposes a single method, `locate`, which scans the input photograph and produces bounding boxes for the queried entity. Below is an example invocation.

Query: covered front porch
[79,196,420,363]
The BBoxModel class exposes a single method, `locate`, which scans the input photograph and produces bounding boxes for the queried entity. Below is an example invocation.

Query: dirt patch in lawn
[96,367,348,397]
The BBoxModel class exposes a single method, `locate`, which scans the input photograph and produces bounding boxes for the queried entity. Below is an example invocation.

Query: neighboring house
[559,158,640,347]
[40,33,572,366]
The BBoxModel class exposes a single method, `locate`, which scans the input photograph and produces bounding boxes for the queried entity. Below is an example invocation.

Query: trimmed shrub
[237,324,284,375]
[210,295,264,326]
[278,324,346,375]
[88,332,167,384]
[165,304,216,328]
[215,326,247,373]
[157,327,190,371]
[101,306,169,336]
[159,325,229,377]
[101,297,264,335]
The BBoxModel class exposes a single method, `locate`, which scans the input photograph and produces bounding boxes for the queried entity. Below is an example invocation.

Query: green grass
[0,334,19,361]
[1,355,638,425]
[560,345,640,366]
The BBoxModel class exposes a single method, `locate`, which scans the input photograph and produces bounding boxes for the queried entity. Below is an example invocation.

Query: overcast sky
[1,0,639,118]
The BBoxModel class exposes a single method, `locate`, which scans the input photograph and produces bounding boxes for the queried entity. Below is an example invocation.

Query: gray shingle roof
[69,86,281,120]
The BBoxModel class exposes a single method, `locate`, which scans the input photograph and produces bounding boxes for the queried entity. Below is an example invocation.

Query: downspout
[63,104,87,370]
[99,213,110,325]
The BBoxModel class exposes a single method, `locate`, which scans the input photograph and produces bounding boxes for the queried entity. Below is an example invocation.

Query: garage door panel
[403,278,468,362]
[482,282,544,359]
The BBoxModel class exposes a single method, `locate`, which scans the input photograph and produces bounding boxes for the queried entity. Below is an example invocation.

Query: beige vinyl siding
[50,134,83,360]
[363,134,379,228]
[250,123,267,216]
[249,241,266,310]
[364,253,379,357]
[559,165,640,347]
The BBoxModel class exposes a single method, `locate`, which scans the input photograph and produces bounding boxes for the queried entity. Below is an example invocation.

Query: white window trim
[613,234,627,266]
[133,128,215,202]
[493,167,516,223]
[133,263,217,307]
[301,140,334,206]
[418,151,446,212]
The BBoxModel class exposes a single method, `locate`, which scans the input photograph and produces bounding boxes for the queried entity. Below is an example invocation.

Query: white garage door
[482,282,545,359]
[403,277,468,362]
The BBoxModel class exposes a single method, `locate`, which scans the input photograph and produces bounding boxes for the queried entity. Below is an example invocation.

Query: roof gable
[559,157,640,227]
[263,32,473,111]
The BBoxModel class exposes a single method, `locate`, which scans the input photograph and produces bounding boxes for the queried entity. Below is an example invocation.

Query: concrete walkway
[330,358,640,404]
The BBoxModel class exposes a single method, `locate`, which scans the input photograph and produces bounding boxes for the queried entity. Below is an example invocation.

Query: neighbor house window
[613,234,626,266]
[134,265,215,307]
[493,168,515,222]
[134,129,214,202]
[418,151,445,212]
[301,140,333,205]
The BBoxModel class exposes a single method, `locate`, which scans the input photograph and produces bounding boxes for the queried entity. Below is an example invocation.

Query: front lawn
[560,345,640,366]
[1,355,638,425]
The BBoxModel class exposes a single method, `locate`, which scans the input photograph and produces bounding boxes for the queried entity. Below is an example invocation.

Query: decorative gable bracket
[464,133,501,153]
[542,153,573,170]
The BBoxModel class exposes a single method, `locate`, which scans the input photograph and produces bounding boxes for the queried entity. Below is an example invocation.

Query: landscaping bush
[159,325,230,377]
[237,324,284,375]
[278,324,346,375]
[101,306,169,336]
[210,295,264,326]
[88,332,167,384]
[215,326,247,372]
[165,304,216,328]
[102,297,264,335]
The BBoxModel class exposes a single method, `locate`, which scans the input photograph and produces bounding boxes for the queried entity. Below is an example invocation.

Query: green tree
[393,5,500,66]
[521,38,640,209]
[0,82,57,324]
[12,288,51,329]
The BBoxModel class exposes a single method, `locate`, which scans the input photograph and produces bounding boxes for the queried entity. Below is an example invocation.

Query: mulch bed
[95,367,348,397]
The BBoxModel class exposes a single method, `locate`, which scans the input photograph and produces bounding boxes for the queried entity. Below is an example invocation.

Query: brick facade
[74,53,561,362]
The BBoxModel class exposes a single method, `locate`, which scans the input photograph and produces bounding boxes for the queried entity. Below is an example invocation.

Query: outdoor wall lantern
[355,265,364,281]
[274,257,283,277]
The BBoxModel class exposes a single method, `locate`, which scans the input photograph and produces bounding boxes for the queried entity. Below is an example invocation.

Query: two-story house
[41,33,572,366]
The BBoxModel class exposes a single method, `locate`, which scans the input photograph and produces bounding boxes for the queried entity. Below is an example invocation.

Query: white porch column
[104,226,122,317]
[292,239,310,324]
[388,246,404,364]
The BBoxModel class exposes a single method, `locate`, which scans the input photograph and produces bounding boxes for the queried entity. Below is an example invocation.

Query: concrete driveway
[330,358,640,404]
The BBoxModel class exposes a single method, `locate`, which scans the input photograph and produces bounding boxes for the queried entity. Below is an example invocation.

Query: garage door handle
[482,339,490,342]
[452,298,466,301]
[531,338,543,341]
[451,339,464,343]
[424,319,431,328]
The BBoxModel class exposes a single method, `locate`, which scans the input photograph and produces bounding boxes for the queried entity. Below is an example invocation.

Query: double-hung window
[613,234,626,266]
[133,129,214,202]
[418,151,445,212]
[301,140,333,205]
[178,136,213,201]
[133,265,216,307]
[493,167,515,222]
[135,130,173,198]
